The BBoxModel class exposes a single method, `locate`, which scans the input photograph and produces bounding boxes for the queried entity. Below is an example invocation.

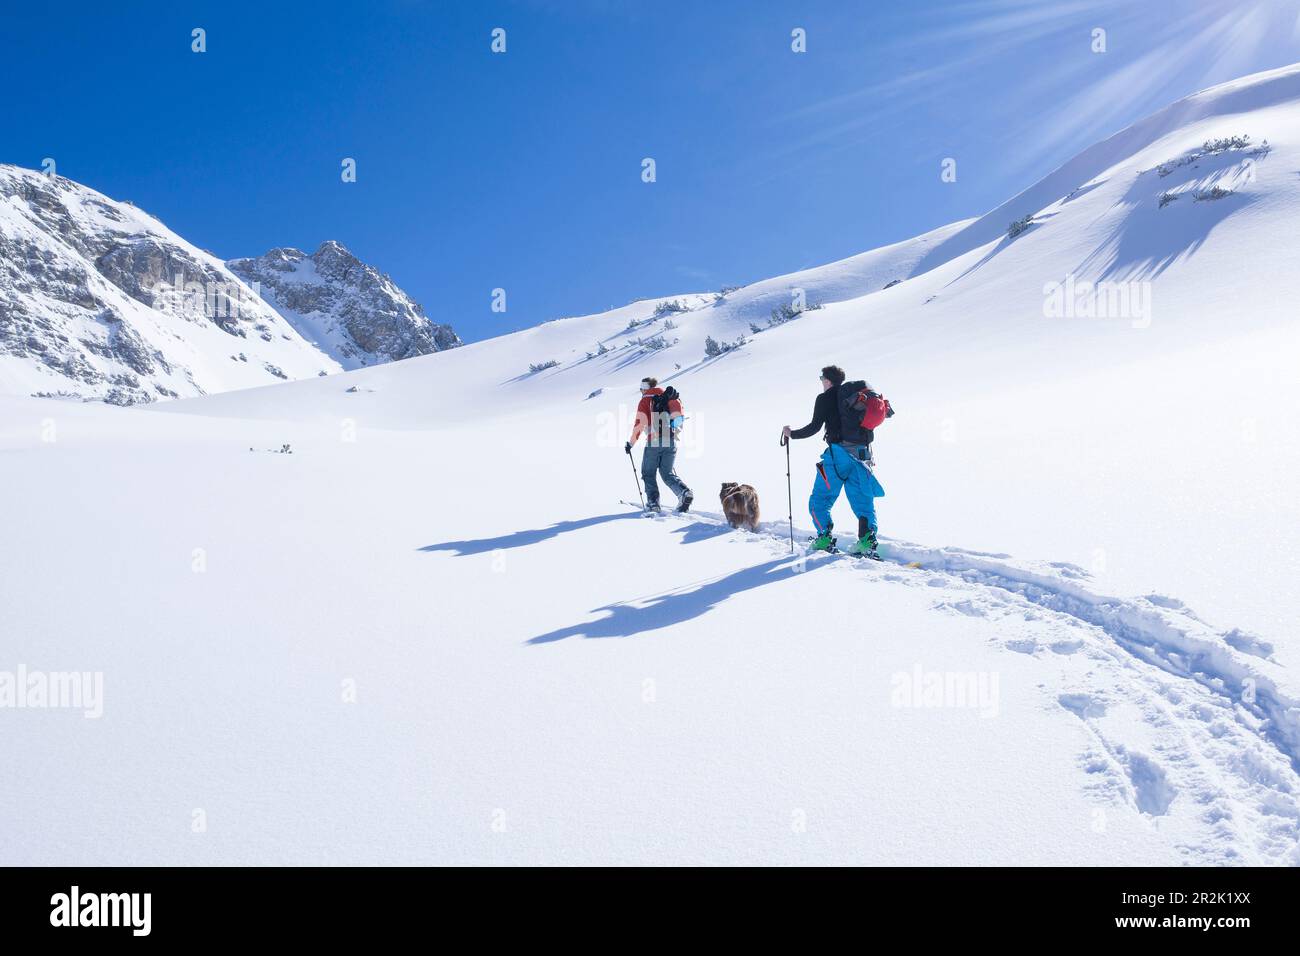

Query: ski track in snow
[637,502,1300,865]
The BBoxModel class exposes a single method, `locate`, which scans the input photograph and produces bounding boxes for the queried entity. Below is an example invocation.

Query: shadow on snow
[526,556,800,644]
[418,512,636,556]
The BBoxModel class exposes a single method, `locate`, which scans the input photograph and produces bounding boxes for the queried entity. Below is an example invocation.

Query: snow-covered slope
[228,241,461,370]
[171,62,1300,644]
[5,64,1300,865]
[0,165,340,404]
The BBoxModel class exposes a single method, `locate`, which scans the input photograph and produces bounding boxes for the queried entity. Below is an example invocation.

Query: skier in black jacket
[782,365,886,555]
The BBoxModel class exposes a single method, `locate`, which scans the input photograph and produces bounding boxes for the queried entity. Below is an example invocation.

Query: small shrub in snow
[1202,134,1252,154]
[1007,214,1034,239]
[749,322,764,334]
[767,299,821,328]
[653,299,689,317]
[1155,135,1267,177]
[661,318,678,331]
[585,341,612,359]
[704,334,746,357]
[529,359,560,373]
[883,278,902,289]
[628,334,674,351]
[770,304,797,325]
[1158,191,1179,208]
[1194,185,1233,202]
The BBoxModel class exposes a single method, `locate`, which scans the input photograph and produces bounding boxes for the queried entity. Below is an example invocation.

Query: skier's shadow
[527,556,802,644]
[418,512,635,556]
[671,520,732,543]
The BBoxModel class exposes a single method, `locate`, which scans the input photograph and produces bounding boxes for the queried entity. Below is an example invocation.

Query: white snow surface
[4,64,1300,865]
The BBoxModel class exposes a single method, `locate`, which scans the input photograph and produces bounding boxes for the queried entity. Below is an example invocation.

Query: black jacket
[790,387,844,444]
[791,380,875,445]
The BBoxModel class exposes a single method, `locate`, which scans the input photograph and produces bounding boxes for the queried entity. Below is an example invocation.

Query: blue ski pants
[810,443,884,534]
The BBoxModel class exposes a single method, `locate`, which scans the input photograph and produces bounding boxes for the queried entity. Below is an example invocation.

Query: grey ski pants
[641,445,690,506]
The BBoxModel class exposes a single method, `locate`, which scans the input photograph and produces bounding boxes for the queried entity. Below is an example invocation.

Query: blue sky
[4,0,1299,341]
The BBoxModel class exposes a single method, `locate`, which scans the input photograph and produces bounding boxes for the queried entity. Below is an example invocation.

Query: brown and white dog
[719,482,761,531]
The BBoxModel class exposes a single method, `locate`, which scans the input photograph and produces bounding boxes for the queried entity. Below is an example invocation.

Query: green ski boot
[848,519,881,560]
[809,529,837,553]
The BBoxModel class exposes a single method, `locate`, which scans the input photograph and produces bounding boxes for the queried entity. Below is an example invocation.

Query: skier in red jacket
[626,377,693,513]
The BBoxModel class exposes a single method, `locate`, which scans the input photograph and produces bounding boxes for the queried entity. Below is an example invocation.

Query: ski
[624,499,891,563]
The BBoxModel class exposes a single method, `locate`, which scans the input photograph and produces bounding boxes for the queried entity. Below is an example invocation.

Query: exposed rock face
[0,164,339,404]
[228,241,460,369]
[0,166,459,406]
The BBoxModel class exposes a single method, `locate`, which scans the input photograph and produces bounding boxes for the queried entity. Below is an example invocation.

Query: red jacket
[629,388,683,445]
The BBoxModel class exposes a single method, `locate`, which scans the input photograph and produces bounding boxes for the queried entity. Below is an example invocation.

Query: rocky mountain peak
[0,164,338,405]
[228,242,460,369]
[310,240,363,281]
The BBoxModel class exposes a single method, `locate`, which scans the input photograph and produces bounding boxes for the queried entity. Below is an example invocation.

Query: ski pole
[781,433,793,553]
[626,446,645,508]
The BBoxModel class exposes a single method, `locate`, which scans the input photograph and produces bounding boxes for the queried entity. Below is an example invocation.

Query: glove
[624,442,632,454]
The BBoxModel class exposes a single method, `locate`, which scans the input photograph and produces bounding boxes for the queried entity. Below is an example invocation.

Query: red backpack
[859,391,892,430]
[837,381,894,443]
[844,385,892,431]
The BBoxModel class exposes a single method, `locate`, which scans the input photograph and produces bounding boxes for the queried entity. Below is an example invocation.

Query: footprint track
[656,504,1300,863]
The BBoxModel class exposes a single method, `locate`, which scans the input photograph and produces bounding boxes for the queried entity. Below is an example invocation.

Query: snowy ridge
[908,61,1300,278]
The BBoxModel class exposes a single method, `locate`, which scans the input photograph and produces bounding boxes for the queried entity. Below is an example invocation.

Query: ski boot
[848,518,881,560]
[644,501,663,515]
[676,490,694,514]
[809,528,837,553]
